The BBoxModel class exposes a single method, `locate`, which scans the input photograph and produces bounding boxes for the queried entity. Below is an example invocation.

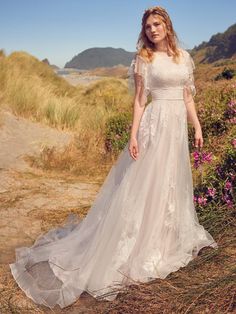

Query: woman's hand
[129,137,139,160]
[194,127,203,149]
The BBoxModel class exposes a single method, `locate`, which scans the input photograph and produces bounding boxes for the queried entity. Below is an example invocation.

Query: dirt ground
[0,109,111,313]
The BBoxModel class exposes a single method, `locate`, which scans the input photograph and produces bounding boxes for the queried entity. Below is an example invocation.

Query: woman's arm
[127,54,150,159]
[183,50,203,148]
[183,87,203,148]
[183,87,201,131]
[130,74,148,140]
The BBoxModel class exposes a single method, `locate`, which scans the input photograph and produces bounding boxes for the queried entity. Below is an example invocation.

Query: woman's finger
[200,137,204,148]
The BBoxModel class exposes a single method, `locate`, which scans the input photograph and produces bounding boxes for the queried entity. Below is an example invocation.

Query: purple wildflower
[224,180,232,190]
[228,100,236,108]
[202,152,213,163]
[207,187,216,197]
[197,196,207,205]
[232,139,236,148]
[226,200,233,208]
[192,150,213,169]
[221,192,233,208]
[193,151,200,160]
[229,117,236,124]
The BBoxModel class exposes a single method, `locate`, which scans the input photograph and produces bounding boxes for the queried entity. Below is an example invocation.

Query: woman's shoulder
[134,53,148,64]
[177,48,194,66]
[178,48,189,57]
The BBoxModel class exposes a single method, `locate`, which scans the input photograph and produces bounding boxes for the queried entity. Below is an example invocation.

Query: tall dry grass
[0,50,133,162]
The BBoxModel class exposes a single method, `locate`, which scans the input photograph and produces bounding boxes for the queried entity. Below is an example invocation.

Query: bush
[104,111,132,154]
[191,98,235,144]
[193,144,235,210]
[215,67,236,80]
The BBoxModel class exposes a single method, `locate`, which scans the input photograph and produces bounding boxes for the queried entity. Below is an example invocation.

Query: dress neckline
[153,48,183,58]
[153,51,171,58]
[152,52,172,63]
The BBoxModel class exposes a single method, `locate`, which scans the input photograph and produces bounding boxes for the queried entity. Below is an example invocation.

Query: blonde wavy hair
[138,6,182,64]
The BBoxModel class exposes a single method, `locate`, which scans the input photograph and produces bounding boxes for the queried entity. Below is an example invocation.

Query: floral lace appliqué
[138,103,157,150]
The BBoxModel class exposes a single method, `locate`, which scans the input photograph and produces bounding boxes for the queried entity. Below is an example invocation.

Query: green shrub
[104,112,132,154]
[215,67,236,80]
[192,143,235,236]
[191,98,235,146]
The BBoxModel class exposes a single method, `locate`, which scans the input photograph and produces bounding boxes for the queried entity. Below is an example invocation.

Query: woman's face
[144,14,167,45]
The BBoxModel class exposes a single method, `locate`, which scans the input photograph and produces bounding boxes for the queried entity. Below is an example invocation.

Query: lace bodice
[127,48,196,101]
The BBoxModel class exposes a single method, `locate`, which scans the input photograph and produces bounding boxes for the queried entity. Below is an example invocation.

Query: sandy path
[0,109,109,313]
[0,110,72,170]
[61,74,104,86]
[55,69,104,86]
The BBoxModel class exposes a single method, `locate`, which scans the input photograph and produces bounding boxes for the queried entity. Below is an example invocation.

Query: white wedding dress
[9,48,218,309]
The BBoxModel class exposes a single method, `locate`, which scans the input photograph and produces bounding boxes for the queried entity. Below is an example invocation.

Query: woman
[9,6,218,309]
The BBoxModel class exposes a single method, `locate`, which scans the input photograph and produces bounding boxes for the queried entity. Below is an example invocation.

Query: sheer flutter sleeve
[127,54,150,97]
[183,50,196,99]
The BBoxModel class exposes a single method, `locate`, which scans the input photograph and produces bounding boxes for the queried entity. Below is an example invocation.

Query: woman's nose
[151,25,156,32]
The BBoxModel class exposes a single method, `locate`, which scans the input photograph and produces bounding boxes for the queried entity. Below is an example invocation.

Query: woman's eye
[145,23,160,30]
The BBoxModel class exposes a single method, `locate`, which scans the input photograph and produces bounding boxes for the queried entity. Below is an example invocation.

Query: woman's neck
[154,40,168,52]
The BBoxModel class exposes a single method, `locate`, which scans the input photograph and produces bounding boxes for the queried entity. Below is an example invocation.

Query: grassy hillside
[0,50,133,173]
